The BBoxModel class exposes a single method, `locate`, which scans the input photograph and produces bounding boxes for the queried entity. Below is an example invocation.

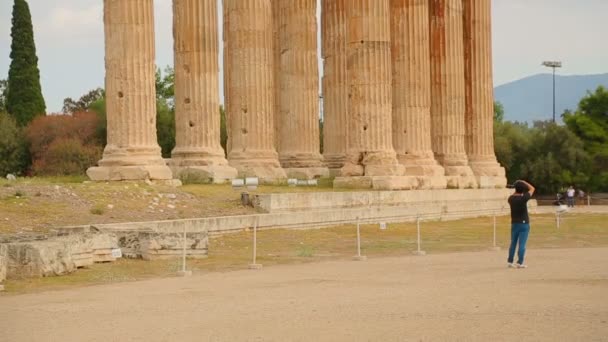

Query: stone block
[371,176,419,190]
[87,165,173,181]
[172,165,238,184]
[284,167,330,180]
[333,176,373,189]
[6,241,76,278]
[139,231,208,261]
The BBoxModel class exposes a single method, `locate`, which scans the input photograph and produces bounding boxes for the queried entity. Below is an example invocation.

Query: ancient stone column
[339,0,403,178]
[88,0,172,181]
[390,0,446,189]
[275,0,328,179]
[463,0,506,188]
[170,0,237,183]
[272,0,281,151]
[321,0,348,175]
[224,0,286,181]
[429,0,477,188]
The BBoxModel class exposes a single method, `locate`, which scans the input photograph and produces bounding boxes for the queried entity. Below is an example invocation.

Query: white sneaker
[517,264,528,269]
[508,263,516,268]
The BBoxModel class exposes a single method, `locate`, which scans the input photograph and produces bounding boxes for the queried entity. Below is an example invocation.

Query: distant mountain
[494,73,608,123]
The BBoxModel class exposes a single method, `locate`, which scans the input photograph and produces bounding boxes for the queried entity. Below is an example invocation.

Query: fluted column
[390,0,446,188]
[340,0,403,177]
[170,0,237,183]
[429,0,477,188]
[463,0,506,188]
[275,0,328,179]
[224,0,286,181]
[321,0,348,174]
[88,0,172,181]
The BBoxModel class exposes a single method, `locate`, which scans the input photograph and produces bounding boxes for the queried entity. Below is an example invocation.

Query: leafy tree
[563,86,608,191]
[494,101,504,123]
[156,98,175,158]
[7,0,46,126]
[156,66,175,109]
[0,111,29,176]
[62,88,105,114]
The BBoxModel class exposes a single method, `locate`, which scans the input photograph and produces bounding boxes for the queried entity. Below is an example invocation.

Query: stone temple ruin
[86,0,506,190]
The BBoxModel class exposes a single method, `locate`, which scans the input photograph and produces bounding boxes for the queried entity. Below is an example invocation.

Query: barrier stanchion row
[413,215,426,256]
[353,217,367,261]
[249,217,263,270]
[178,224,192,277]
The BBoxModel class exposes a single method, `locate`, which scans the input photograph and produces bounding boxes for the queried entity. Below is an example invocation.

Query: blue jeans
[508,223,530,264]
[567,197,575,207]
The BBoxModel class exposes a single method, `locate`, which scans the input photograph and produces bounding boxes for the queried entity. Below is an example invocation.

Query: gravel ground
[1,247,607,341]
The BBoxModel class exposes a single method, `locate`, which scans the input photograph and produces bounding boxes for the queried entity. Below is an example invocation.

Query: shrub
[32,138,101,176]
[0,111,29,176]
[25,112,103,176]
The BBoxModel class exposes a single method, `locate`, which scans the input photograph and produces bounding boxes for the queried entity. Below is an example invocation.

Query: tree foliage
[62,88,105,114]
[0,111,29,176]
[563,86,608,192]
[25,112,102,176]
[7,0,46,126]
[0,79,8,113]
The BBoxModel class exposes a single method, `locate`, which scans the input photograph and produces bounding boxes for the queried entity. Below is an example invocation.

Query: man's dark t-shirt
[508,192,531,224]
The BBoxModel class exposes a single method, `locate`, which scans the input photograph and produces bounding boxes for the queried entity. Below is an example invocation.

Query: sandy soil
[1,247,607,341]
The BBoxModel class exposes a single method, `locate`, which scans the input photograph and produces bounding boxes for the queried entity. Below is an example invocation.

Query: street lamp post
[542,61,562,123]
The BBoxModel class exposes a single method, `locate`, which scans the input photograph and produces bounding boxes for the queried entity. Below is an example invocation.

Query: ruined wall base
[170,165,238,184]
[284,167,330,180]
[87,165,173,181]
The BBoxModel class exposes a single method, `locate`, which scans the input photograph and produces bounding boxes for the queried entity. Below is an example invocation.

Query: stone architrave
[276,0,328,179]
[339,0,404,178]
[463,0,506,188]
[429,0,477,189]
[390,0,446,189]
[321,0,348,175]
[224,0,286,181]
[169,0,237,183]
[88,0,172,181]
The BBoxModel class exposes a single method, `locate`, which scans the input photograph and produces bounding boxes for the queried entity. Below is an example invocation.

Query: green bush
[0,111,29,176]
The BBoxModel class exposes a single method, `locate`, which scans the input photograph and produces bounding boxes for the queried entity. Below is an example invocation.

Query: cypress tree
[7,0,46,126]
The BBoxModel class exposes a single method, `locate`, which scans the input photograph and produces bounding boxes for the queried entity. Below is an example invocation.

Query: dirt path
[2,248,607,342]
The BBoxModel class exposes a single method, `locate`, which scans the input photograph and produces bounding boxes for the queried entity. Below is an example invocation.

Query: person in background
[507,180,535,269]
[578,189,586,205]
[566,185,576,208]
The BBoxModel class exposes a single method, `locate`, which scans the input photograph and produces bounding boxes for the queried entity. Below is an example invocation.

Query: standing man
[507,180,535,268]
[566,185,576,208]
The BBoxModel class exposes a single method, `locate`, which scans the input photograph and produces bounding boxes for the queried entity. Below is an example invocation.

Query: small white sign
[111,248,123,258]
[379,222,387,230]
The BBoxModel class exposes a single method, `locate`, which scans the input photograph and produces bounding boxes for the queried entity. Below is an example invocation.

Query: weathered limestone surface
[390,0,446,189]
[276,0,328,179]
[88,0,172,181]
[463,0,506,188]
[339,0,403,178]
[3,233,119,279]
[170,0,237,184]
[321,0,348,174]
[224,0,286,182]
[429,0,477,189]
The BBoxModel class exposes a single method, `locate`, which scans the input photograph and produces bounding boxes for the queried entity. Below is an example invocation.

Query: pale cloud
[49,4,102,35]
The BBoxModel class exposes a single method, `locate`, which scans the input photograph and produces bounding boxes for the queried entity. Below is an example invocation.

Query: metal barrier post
[587,195,591,206]
[556,210,561,230]
[353,217,367,261]
[489,211,501,251]
[177,225,192,276]
[249,217,263,269]
[413,215,426,256]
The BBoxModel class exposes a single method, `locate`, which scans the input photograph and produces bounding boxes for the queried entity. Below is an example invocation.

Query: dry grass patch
[3,213,607,295]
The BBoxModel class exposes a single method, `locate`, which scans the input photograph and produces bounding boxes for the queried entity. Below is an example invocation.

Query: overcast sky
[1,0,607,113]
